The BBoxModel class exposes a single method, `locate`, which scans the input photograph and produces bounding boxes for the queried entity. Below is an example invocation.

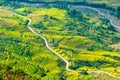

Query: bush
[80,70,88,75]
[0,71,2,80]
[32,21,47,29]
[86,46,94,51]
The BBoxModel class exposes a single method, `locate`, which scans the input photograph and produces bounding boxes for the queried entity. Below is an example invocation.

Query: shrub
[80,70,88,75]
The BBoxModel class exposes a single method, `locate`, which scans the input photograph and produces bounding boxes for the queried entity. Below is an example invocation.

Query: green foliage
[24,19,29,26]
[0,0,10,5]
[0,0,26,8]
[0,71,2,80]
[1,1,120,79]
[79,75,95,80]
[58,70,68,80]
[111,37,120,44]
[0,10,62,79]
[116,6,120,18]
[80,70,88,75]
[32,21,47,29]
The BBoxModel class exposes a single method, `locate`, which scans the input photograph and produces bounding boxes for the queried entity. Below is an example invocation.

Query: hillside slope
[0,1,120,80]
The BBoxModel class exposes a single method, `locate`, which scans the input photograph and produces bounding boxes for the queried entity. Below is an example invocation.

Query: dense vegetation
[1,0,120,18]
[14,5,120,77]
[0,0,120,80]
[0,4,95,80]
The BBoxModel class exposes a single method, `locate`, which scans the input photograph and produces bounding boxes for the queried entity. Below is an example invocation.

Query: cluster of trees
[0,0,10,5]
[73,59,117,70]
[0,0,26,8]
[32,21,45,29]
[83,2,115,12]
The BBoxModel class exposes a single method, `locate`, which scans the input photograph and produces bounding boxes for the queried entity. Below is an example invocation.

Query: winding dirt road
[0,9,74,72]
[15,10,120,79]
[27,19,74,72]
[1,7,120,79]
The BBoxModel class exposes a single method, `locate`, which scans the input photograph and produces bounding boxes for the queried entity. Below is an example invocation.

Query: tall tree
[117,6,120,18]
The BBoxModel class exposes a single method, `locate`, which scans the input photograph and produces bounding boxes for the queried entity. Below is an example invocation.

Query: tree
[58,70,67,80]
[0,0,9,5]
[32,21,46,29]
[117,6,120,12]
[80,70,88,75]
[39,67,48,77]
[117,6,120,18]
